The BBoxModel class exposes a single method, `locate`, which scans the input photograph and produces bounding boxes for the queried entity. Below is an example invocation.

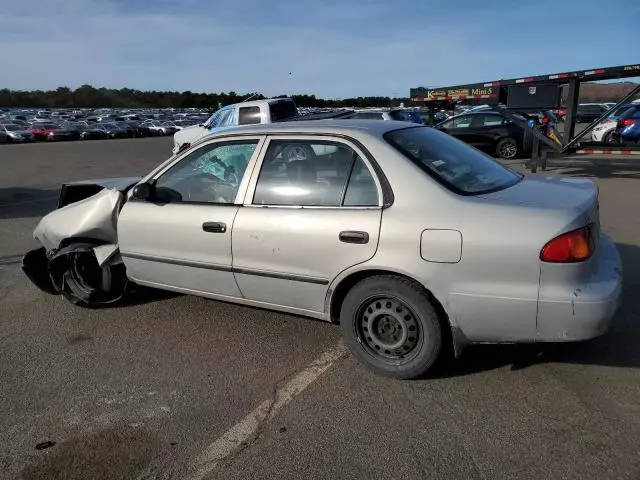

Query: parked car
[591,104,638,143]
[0,124,36,143]
[434,111,528,159]
[343,109,423,123]
[27,123,60,140]
[172,97,300,154]
[614,107,640,143]
[61,122,109,140]
[122,121,153,137]
[141,120,174,136]
[45,126,78,141]
[620,120,640,143]
[575,103,609,124]
[94,123,128,138]
[22,120,621,379]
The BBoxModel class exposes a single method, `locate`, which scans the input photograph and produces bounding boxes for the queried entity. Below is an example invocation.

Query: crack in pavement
[182,341,348,480]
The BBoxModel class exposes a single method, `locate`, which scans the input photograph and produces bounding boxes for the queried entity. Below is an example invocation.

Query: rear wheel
[340,275,443,379]
[496,137,518,159]
[603,131,614,144]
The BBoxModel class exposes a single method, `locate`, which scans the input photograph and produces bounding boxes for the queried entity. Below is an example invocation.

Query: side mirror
[131,182,154,201]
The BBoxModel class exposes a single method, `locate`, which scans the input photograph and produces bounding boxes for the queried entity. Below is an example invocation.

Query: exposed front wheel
[340,275,443,379]
[49,243,128,308]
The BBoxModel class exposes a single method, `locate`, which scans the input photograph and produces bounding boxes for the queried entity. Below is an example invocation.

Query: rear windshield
[384,126,521,195]
[269,100,298,121]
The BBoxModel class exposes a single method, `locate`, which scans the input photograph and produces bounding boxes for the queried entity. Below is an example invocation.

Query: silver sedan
[23,120,622,378]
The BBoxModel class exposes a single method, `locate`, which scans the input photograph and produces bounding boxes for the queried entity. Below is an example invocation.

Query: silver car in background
[0,123,36,143]
[23,120,622,378]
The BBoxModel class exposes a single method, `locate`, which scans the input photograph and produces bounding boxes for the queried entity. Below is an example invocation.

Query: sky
[0,0,638,98]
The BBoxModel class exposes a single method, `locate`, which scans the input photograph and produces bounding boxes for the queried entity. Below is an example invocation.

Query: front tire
[50,244,128,308]
[340,275,443,379]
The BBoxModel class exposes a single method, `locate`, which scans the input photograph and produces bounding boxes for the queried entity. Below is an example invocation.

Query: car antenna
[242,92,259,102]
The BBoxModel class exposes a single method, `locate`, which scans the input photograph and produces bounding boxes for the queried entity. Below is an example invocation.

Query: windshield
[384,126,521,195]
[4,124,22,131]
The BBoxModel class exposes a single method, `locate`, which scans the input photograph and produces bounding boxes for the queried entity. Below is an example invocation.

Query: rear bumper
[536,235,622,342]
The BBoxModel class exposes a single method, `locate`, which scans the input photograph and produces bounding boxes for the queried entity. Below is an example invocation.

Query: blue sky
[0,0,638,98]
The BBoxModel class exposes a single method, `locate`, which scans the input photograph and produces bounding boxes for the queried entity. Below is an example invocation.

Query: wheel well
[329,269,449,327]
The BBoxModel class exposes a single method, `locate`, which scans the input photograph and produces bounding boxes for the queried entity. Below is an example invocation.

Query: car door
[231,136,384,314]
[437,115,474,144]
[118,136,266,297]
[469,114,505,150]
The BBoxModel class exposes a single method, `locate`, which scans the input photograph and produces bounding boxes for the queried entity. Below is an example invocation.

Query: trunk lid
[478,175,600,237]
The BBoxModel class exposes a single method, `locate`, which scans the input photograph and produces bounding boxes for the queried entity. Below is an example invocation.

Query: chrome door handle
[339,231,369,244]
[202,222,227,233]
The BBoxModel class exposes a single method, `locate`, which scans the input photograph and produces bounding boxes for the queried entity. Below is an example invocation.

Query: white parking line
[183,342,347,480]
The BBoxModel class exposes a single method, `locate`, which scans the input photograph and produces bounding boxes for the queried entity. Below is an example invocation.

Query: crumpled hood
[34,188,124,251]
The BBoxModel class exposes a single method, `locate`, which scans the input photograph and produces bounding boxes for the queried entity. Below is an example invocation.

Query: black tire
[602,131,614,144]
[575,116,582,124]
[496,137,518,159]
[340,275,443,379]
[52,244,128,308]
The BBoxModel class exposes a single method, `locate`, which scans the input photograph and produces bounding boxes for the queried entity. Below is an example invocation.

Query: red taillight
[618,119,636,128]
[540,226,595,263]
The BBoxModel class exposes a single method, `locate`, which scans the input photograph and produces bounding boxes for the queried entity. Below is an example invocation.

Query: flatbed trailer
[410,63,640,170]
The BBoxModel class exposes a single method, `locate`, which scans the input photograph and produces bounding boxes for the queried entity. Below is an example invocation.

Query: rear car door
[469,114,507,150]
[118,136,265,297]
[231,136,384,314]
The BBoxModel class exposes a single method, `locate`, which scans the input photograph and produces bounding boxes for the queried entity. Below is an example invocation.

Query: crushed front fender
[33,188,124,251]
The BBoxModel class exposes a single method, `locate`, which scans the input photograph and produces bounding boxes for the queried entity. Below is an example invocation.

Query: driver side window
[450,116,472,128]
[154,140,259,204]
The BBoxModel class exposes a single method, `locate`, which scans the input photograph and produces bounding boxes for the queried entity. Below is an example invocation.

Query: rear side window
[385,126,521,195]
[474,115,503,127]
[269,100,298,121]
[238,106,262,125]
[352,112,385,120]
[253,140,378,207]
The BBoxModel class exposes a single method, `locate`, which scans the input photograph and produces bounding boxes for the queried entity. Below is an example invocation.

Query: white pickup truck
[172,97,300,154]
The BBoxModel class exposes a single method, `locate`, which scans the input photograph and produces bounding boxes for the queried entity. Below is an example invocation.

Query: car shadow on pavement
[431,242,640,378]
[118,284,183,308]
[546,158,640,179]
[0,187,59,220]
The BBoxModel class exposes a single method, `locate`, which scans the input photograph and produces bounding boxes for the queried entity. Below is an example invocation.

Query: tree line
[1,83,635,110]
[0,85,409,109]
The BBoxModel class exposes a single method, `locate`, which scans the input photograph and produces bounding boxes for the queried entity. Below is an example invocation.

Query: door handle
[202,222,227,233]
[339,231,369,244]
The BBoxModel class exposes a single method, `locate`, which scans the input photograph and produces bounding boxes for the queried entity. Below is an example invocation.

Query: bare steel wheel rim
[357,296,421,364]
[500,141,517,159]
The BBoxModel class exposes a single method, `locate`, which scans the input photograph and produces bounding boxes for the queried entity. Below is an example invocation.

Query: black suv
[575,104,609,124]
[434,112,528,159]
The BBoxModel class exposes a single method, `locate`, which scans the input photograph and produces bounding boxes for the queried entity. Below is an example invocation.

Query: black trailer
[410,63,640,171]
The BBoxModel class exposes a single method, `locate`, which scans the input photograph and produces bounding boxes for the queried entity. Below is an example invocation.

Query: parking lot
[1,137,640,480]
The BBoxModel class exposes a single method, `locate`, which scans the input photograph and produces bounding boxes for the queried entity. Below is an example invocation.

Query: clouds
[0,0,638,97]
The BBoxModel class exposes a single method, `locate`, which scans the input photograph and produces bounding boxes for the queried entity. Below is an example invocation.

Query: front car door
[231,136,384,316]
[436,115,474,144]
[117,136,265,298]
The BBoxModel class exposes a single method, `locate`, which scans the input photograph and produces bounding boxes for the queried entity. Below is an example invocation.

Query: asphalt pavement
[1,138,639,480]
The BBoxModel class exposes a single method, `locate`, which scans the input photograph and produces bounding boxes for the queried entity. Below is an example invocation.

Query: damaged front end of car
[22,178,139,307]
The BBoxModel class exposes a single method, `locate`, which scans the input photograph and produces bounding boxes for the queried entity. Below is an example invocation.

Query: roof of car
[207,119,412,137]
